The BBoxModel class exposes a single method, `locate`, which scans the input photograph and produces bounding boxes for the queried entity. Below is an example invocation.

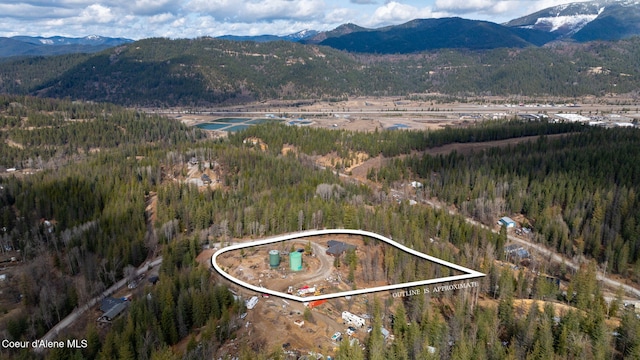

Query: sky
[0,0,588,40]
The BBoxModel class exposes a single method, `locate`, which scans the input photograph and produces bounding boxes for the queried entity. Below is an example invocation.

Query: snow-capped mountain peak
[532,13,599,34]
[505,0,640,41]
[283,29,319,41]
[506,1,608,35]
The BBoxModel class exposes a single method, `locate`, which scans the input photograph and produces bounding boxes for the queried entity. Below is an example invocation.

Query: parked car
[331,332,342,342]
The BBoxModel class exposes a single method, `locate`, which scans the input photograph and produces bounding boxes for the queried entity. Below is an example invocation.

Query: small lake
[196,123,230,130]
[195,118,285,132]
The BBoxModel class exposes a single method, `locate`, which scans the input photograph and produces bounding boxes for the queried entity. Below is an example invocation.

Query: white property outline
[211,229,485,302]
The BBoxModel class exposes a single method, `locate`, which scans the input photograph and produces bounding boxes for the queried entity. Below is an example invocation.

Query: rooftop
[100,297,125,313]
[326,240,356,256]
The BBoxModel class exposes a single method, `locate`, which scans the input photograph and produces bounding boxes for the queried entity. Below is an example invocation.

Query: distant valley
[1,36,639,107]
[0,0,639,107]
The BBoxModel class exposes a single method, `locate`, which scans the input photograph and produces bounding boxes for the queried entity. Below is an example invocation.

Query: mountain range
[1,1,639,58]
[2,35,639,107]
[309,18,557,53]
[0,0,640,106]
[0,35,133,58]
[212,0,640,53]
[217,30,319,43]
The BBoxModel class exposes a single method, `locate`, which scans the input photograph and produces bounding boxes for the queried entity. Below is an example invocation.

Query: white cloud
[243,0,313,20]
[0,3,77,19]
[42,18,68,27]
[0,0,600,40]
[148,12,176,24]
[186,0,241,16]
[435,0,496,12]
[129,0,181,16]
[187,0,325,22]
[531,0,587,11]
[324,7,359,25]
[79,4,117,24]
[366,1,445,27]
[434,0,586,19]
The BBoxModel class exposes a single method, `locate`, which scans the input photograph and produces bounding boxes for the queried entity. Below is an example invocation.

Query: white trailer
[297,286,316,297]
[342,311,365,328]
[245,296,259,310]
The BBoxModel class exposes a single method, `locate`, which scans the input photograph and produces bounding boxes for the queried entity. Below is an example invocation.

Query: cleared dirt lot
[215,234,378,298]
[211,234,390,356]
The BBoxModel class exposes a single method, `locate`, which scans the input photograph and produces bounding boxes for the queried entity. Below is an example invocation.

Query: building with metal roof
[326,240,356,257]
[498,216,516,228]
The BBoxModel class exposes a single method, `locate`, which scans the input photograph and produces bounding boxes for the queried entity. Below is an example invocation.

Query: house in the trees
[99,297,128,322]
[498,216,516,228]
[326,240,356,257]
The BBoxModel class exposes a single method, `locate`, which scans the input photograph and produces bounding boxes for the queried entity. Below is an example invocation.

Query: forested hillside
[0,95,202,168]
[1,37,640,106]
[0,96,208,358]
[369,127,640,282]
[231,120,640,283]
[1,96,639,359]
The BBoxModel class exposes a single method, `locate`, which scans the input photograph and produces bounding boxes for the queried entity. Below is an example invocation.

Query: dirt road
[303,242,335,285]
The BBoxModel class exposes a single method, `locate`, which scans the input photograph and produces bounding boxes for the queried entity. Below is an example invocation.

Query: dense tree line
[92,251,240,360]
[0,155,150,344]
[0,54,92,94]
[0,95,203,168]
[154,125,637,360]
[155,144,368,239]
[371,126,640,281]
[0,97,203,346]
[43,240,241,360]
[231,120,584,159]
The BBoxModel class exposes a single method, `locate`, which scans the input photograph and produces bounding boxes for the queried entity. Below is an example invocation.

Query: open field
[154,96,640,134]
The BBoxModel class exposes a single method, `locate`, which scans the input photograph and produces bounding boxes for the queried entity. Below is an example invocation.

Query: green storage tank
[269,250,280,268]
[289,251,302,271]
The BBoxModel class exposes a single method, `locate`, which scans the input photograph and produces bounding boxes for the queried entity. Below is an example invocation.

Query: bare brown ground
[350,155,385,184]
[208,233,387,357]
[215,234,370,293]
[196,248,216,266]
[145,191,158,226]
[419,133,571,157]
[349,133,574,182]
[5,138,24,149]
